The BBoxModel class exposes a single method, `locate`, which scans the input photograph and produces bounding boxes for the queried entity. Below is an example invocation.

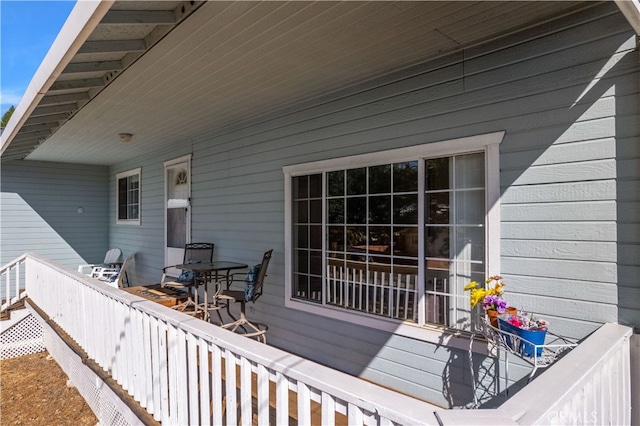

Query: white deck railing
[499,321,632,425]
[17,254,634,425]
[1,254,27,312]
[24,254,441,425]
[436,322,633,425]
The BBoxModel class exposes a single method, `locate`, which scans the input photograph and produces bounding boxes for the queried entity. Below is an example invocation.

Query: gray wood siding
[107,3,638,407]
[1,160,109,270]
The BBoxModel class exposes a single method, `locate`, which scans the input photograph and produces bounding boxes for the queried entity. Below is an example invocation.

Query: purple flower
[482,295,507,313]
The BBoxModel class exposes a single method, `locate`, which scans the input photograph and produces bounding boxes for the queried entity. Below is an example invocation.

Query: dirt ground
[0,351,98,425]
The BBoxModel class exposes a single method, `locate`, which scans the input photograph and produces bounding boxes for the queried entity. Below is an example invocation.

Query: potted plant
[498,313,549,357]
[464,275,517,327]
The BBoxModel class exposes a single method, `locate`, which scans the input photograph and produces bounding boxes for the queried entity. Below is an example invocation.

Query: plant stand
[468,314,577,407]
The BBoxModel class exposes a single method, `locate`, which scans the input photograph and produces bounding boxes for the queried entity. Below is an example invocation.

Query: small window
[174,169,188,185]
[116,168,141,225]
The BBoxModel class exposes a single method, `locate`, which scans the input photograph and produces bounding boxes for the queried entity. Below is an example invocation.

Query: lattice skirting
[29,305,142,426]
[1,312,45,360]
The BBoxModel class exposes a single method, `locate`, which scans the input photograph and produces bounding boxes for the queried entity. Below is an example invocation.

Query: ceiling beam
[9,139,46,150]
[18,123,59,134]
[12,130,52,142]
[62,60,123,74]
[101,10,176,24]
[31,104,78,117]
[24,113,69,126]
[77,39,147,54]
[39,92,90,106]
[49,78,105,91]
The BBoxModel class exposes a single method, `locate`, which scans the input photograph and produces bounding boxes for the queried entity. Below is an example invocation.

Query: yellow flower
[464,281,479,291]
[469,288,487,308]
[465,275,507,309]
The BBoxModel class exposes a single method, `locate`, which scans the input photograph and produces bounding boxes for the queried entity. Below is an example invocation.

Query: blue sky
[1,1,76,117]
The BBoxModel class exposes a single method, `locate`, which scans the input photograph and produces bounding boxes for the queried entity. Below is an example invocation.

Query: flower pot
[498,316,547,357]
[518,328,546,357]
[486,309,499,327]
[486,307,517,328]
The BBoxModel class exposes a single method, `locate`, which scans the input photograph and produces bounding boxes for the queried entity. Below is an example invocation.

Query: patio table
[174,261,247,321]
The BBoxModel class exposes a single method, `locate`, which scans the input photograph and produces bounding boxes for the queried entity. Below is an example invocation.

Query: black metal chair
[217,249,273,343]
[161,242,214,314]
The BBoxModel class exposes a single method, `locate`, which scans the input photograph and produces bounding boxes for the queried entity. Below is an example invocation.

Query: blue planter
[498,316,547,357]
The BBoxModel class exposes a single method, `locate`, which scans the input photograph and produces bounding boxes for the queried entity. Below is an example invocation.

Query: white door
[165,155,191,276]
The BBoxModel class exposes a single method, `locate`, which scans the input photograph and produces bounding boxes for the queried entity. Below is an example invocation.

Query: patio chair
[78,248,122,277]
[97,253,134,289]
[217,249,272,343]
[161,242,214,313]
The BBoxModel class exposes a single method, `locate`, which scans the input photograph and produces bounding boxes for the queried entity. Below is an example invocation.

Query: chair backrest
[183,243,214,263]
[103,248,122,266]
[249,249,273,302]
[108,253,134,288]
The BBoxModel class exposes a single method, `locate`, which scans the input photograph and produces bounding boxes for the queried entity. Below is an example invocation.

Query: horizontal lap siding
[108,3,638,407]
[0,160,109,270]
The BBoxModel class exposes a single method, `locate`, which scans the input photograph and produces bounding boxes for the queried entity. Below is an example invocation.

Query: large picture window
[116,168,141,225]
[284,133,502,334]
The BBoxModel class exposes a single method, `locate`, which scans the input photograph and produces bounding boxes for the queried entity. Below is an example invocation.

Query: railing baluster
[276,372,289,426]
[257,364,269,425]
[5,267,10,308]
[225,351,238,426]
[321,391,336,425]
[199,337,211,426]
[187,333,199,422]
[348,402,364,425]
[149,316,161,420]
[14,263,20,304]
[211,344,223,426]
[298,381,311,425]
[240,356,252,425]
[132,309,143,402]
[176,327,189,425]
[142,313,152,410]
[167,324,179,425]
[158,321,170,424]
[122,304,133,392]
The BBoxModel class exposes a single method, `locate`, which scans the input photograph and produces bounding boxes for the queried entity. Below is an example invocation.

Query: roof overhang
[1,0,202,161]
[615,0,640,34]
[1,1,615,165]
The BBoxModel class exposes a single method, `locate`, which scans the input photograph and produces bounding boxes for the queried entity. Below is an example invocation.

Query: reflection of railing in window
[326,260,418,322]
[294,277,322,302]
[425,277,448,325]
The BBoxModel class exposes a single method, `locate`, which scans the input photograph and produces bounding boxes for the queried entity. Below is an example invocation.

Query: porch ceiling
[2,1,596,165]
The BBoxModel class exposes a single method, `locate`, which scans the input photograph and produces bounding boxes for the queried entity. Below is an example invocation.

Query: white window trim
[116,167,142,225]
[283,131,504,346]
